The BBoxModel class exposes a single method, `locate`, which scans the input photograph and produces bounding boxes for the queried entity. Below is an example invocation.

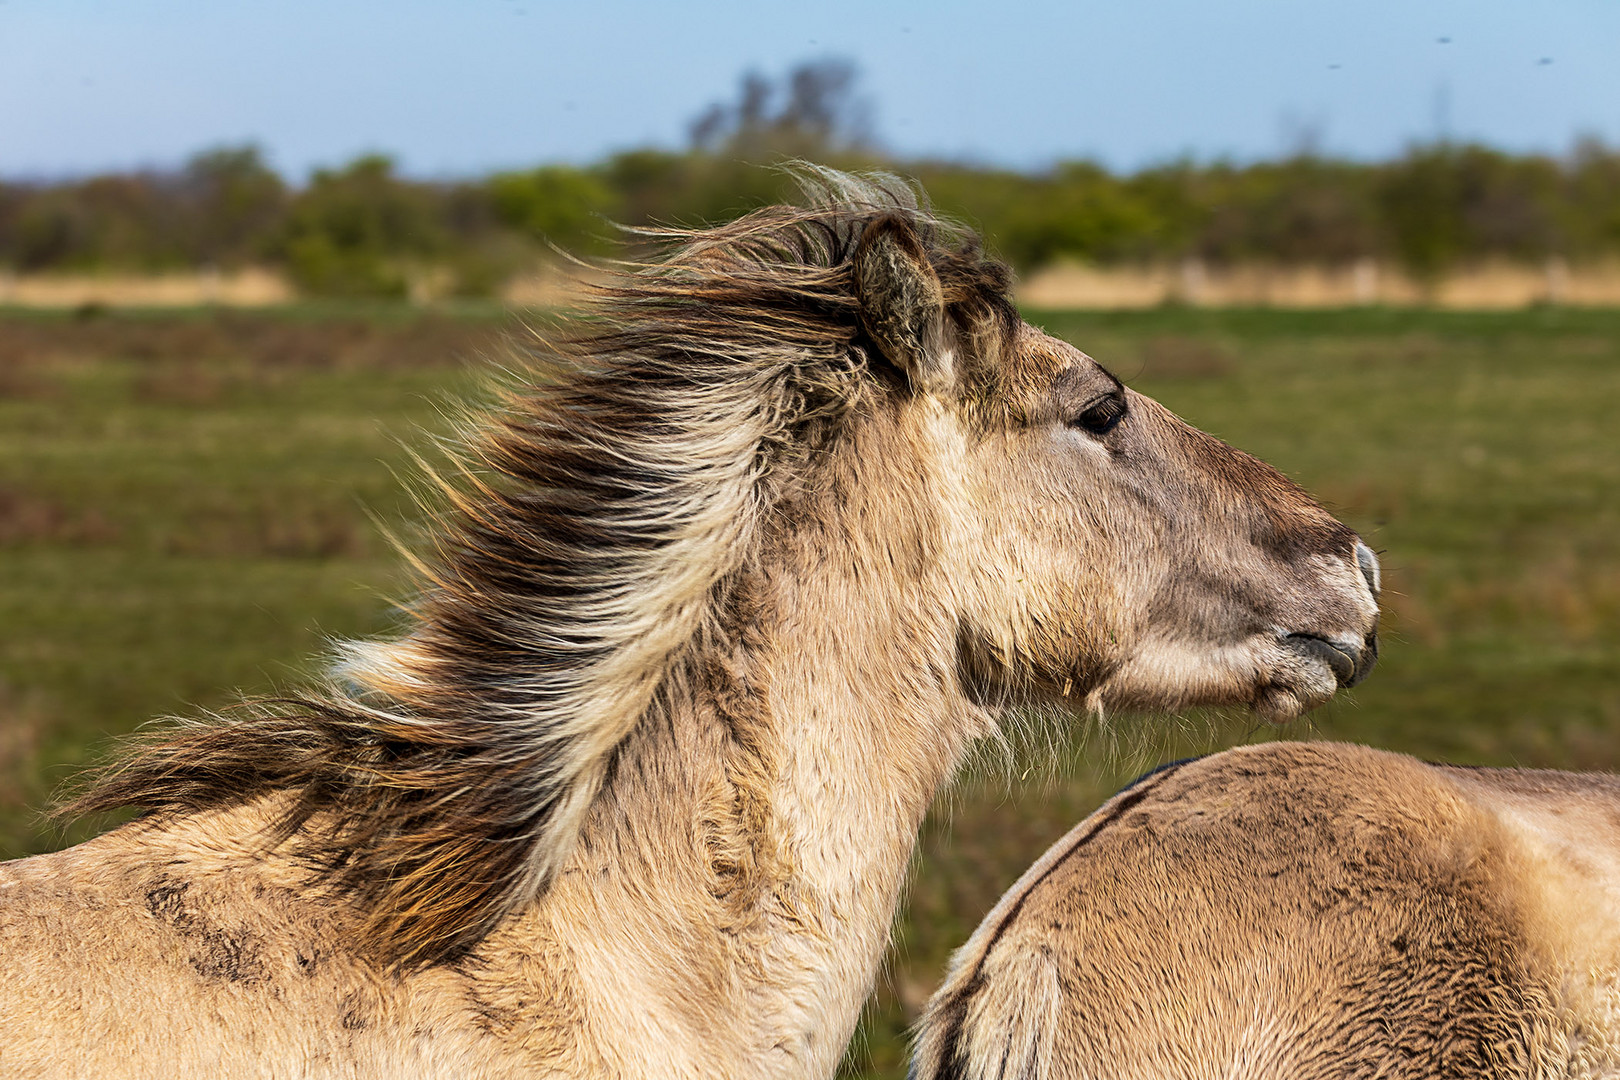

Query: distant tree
[1378,143,1564,283]
[1565,138,1620,257]
[1199,157,1380,264]
[1456,147,1561,260]
[594,147,796,234]
[596,149,697,225]
[688,57,875,159]
[577,57,887,232]
[1123,160,1211,261]
[486,165,616,255]
[6,121,1620,287]
[0,173,181,272]
[1376,148,1467,283]
[3,189,89,271]
[177,146,287,267]
[275,155,445,298]
[993,162,1167,267]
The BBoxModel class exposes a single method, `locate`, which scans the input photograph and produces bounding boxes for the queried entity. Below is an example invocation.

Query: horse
[910,741,1620,1080]
[0,171,1379,1079]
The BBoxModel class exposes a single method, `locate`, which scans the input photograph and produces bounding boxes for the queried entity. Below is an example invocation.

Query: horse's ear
[855,215,951,393]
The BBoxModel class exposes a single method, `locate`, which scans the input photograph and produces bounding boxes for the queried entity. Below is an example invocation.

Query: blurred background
[3,2,1619,1075]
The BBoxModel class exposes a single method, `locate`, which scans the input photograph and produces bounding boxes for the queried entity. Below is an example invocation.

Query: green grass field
[3,305,1618,1076]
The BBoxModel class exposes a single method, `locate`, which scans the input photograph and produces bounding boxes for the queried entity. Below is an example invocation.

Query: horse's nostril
[1355,541,1381,597]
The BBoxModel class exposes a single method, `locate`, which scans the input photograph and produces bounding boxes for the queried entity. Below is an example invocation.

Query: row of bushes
[4,140,1619,297]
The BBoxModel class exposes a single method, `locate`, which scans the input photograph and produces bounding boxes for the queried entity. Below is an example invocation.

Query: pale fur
[0,173,1379,1079]
[912,741,1620,1080]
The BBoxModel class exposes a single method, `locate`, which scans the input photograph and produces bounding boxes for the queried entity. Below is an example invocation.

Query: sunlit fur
[911,742,1620,1080]
[2,171,1378,1079]
[55,171,1019,968]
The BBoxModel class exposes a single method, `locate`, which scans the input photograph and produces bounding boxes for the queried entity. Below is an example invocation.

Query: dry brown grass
[1019,259,1620,309]
[0,269,292,308]
[0,267,605,310]
[7,259,1620,312]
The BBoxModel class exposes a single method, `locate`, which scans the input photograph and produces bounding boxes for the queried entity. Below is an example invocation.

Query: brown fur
[912,742,1620,1080]
[4,171,1380,1078]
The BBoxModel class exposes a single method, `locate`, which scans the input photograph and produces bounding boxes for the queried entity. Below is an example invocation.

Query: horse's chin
[1084,634,1354,722]
[1249,679,1336,724]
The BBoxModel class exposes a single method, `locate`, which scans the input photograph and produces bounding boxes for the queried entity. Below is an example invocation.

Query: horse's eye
[1070,393,1127,436]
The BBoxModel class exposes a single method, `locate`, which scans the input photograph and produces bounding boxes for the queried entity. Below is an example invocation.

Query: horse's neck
[512,557,988,1078]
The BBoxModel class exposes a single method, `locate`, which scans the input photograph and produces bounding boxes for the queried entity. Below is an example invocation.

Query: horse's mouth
[1283,632,1377,688]
[1252,631,1377,722]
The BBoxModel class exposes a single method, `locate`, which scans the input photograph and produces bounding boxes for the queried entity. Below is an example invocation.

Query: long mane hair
[69,169,1017,967]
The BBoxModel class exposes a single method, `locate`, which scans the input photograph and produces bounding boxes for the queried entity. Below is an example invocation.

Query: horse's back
[0,808,513,1080]
[912,742,1620,1080]
[3,812,315,1076]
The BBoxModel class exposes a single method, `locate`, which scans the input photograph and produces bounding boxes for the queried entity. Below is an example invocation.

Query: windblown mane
[69,169,1017,967]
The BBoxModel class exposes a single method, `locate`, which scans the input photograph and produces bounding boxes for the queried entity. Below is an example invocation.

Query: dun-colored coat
[0,173,1379,1079]
[911,741,1620,1080]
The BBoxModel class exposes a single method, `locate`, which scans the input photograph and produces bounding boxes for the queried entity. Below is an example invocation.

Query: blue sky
[2,0,1616,179]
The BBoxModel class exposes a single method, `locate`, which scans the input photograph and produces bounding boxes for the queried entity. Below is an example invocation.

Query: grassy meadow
[2,304,1618,1076]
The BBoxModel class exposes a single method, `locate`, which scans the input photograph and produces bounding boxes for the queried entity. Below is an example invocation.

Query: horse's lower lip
[1283,633,1367,688]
